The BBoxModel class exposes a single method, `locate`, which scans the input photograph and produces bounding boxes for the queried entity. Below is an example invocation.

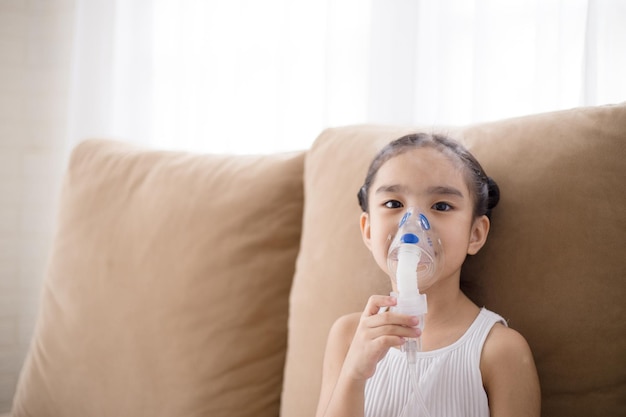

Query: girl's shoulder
[480,321,534,368]
[480,320,541,415]
[328,311,361,345]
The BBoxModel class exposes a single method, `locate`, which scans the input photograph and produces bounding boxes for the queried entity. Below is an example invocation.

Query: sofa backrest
[10,141,305,417]
[282,103,626,417]
[9,104,625,417]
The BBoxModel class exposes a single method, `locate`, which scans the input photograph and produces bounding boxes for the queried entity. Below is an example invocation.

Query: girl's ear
[360,212,372,250]
[467,215,490,255]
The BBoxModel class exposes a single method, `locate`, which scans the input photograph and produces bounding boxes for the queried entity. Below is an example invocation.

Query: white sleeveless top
[364,308,506,417]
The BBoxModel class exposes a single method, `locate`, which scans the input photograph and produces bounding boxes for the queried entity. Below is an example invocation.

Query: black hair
[357,133,500,219]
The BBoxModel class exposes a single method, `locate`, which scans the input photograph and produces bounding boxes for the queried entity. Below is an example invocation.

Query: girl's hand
[315,295,421,417]
[342,295,421,381]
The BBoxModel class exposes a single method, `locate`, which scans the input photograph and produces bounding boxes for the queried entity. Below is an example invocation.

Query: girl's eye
[432,202,452,211]
[384,200,403,209]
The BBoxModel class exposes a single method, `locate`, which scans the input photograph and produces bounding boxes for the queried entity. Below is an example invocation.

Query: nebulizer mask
[387,207,444,417]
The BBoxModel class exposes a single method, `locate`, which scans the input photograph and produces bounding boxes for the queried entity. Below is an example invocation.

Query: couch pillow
[281,104,626,417]
[459,104,626,416]
[12,139,305,417]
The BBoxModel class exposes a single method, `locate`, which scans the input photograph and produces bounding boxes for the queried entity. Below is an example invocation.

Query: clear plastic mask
[387,207,444,293]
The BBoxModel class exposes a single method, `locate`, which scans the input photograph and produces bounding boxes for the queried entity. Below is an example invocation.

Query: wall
[0,0,74,411]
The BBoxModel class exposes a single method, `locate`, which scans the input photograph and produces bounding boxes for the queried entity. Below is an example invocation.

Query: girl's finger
[368,311,420,329]
[362,294,397,317]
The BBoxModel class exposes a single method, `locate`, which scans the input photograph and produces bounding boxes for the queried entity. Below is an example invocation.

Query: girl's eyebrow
[427,185,464,198]
[375,184,464,198]
[374,184,407,194]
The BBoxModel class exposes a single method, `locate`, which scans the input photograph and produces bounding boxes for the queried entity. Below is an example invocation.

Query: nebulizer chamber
[387,207,443,417]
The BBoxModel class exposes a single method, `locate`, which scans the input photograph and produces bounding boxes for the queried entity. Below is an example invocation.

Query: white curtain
[1,0,625,411]
[68,0,626,154]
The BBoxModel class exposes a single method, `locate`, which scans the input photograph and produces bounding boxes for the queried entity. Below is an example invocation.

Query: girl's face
[360,147,490,292]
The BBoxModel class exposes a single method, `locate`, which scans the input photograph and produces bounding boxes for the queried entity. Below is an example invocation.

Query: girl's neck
[421,277,480,336]
[425,290,477,325]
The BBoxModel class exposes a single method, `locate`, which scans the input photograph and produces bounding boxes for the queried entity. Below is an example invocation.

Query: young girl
[315,133,541,417]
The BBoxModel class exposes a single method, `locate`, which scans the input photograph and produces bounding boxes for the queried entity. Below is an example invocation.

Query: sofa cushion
[281,104,626,417]
[11,140,305,417]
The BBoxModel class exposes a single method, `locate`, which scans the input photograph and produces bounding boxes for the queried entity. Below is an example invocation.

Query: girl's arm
[315,295,421,417]
[315,312,365,417]
[481,324,541,417]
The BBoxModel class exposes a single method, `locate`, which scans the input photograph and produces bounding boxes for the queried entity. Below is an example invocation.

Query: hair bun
[357,186,368,212]
[486,176,500,210]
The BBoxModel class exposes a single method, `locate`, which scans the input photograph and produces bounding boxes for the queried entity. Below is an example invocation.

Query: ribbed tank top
[364,308,506,417]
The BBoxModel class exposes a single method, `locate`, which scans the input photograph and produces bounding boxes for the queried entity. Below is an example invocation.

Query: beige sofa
[6,103,625,417]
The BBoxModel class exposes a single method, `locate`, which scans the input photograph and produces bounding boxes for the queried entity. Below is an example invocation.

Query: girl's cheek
[381,231,394,253]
